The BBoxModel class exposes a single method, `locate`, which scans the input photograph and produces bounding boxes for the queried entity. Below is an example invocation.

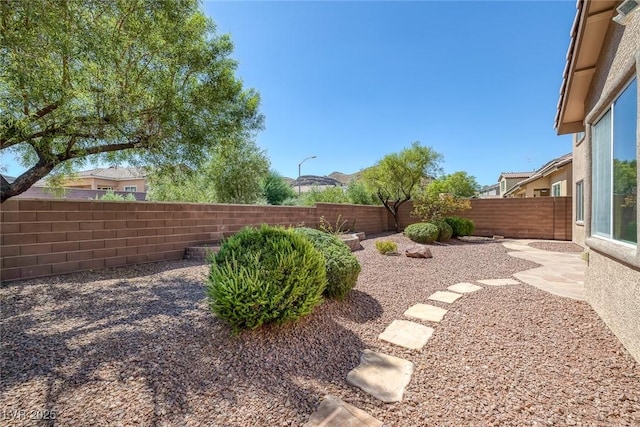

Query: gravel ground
[527,241,585,253]
[1,234,639,426]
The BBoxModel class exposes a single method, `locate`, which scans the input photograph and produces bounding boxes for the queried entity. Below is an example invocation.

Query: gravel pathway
[527,241,584,253]
[1,234,639,426]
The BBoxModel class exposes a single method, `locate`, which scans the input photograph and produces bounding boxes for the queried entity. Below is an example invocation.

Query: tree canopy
[427,171,480,198]
[0,0,263,202]
[361,141,442,231]
[262,170,296,205]
[146,137,269,204]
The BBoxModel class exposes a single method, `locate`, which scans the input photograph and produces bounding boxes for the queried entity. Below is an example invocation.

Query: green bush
[432,220,453,242]
[294,227,361,300]
[207,225,326,331]
[444,216,475,237]
[375,240,398,255]
[404,222,439,244]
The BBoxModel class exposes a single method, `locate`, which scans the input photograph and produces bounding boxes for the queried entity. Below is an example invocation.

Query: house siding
[578,12,640,362]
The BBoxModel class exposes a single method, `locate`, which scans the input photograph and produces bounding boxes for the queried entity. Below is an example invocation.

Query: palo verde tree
[362,142,442,231]
[0,0,263,202]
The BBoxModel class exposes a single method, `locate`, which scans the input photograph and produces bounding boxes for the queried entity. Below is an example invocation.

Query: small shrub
[375,240,398,255]
[319,215,355,235]
[444,216,475,237]
[404,222,439,244]
[294,227,361,300]
[432,220,453,242]
[93,189,136,201]
[208,225,326,331]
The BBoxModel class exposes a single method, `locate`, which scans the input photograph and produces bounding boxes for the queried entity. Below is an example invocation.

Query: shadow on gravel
[333,290,383,323]
[0,272,364,425]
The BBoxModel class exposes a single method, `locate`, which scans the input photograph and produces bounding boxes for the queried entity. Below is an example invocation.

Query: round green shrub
[207,225,326,331]
[294,227,361,300]
[444,216,475,237]
[432,220,453,242]
[404,222,439,244]
[375,240,398,255]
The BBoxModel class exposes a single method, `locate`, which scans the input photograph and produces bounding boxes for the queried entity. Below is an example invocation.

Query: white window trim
[575,180,584,224]
[124,186,137,192]
[551,182,562,197]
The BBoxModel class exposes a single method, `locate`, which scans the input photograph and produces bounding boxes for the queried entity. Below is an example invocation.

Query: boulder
[405,244,433,259]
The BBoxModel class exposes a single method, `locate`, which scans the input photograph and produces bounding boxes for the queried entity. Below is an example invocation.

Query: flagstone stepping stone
[346,349,414,403]
[304,394,383,427]
[404,303,448,323]
[448,282,482,293]
[477,278,520,286]
[378,319,434,350]
[428,290,462,303]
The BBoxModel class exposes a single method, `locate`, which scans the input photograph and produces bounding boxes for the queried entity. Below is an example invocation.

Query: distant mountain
[282,170,363,186]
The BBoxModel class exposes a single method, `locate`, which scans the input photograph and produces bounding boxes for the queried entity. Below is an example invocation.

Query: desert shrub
[404,222,439,244]
[432,220,453,242]
[411,191,471,221]
[445,216,475,237]
[94,189,136,201]
[319,215,355,235]
[375,240,398,255]
[294,227,361,300]
[302,186,349,206]
[208,225,326,331]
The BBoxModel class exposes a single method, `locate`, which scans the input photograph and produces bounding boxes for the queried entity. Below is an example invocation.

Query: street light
[298,155,316,195]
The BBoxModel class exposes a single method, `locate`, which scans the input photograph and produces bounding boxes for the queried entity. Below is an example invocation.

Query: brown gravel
[1,234,639,426]
[527,241,585,253]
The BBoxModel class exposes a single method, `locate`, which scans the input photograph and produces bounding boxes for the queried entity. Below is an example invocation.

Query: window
[500,180,505,193]
[97,186,113,190]
[124,186,137,192]
[576,181,584,223]
[591,78,637,245]
[552,182,561,197]
[575,131,585,144]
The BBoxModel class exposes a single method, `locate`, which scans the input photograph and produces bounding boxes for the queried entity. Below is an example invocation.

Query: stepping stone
[304,394,383,427]
[346,349,414,403]
[477,278,520,286]
[378,319,434,350]
[404,303,448,323]
[448,282,482,293]
[428,290,462,303]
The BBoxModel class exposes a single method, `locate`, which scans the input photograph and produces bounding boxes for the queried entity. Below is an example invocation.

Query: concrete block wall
[395,197,573,240]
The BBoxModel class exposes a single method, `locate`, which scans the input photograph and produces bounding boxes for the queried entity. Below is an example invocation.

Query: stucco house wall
[575,8,640,362]
[573,134,588,246]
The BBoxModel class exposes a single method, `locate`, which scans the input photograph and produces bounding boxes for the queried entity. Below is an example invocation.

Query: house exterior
[56,166,147,192]
[477,183,500,198]
[503,153,573,198]
[555,0,639,362]
[497,172,534,197]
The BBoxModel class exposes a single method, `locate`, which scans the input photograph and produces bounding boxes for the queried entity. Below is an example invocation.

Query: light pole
[298,155,316,195]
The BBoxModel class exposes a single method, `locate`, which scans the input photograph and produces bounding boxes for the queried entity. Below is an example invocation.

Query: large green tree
[262,170,296,205]
[361,142,442,231]
[146,137,269,204]
[0,0,262,202]
[426,171,480,198]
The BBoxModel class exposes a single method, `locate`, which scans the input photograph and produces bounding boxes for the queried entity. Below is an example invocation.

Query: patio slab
[448,282,482,293]
[428,290,462,303]
[404,303,448,323]
[346,349,414,403]
[304,395,383,427]
[378,319,434,350]
[476,278,520,286]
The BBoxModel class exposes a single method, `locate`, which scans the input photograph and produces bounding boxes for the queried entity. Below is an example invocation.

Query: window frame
[124,186,137,192]
[575,180,584,224]
[551,182,562,197]
[590,77,637,248]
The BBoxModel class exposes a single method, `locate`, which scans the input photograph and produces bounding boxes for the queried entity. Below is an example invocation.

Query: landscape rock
[346,349,414,403]
[304,395,383,427]
[405,244,433,259]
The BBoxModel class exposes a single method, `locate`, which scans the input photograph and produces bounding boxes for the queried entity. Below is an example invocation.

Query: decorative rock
[448,282,482,293]
[346,349,414,403]
[404,303,448,323]
[428,291,462,303]
[378,319,434,350]
[304,395,383,427]
[477,278,520,286]
[339,234,362,252]
[354,231,366,242]
[405,244,433,259]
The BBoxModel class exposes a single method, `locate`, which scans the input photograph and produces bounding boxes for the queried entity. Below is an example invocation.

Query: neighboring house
[497,172,534,197]
[503,153,573,198]
[555,0,639,362]
[477,183,500,198]
[48,166,148,192]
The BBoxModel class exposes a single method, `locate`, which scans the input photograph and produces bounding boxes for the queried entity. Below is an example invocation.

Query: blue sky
[202,0,577,185]
[2,0,577,187]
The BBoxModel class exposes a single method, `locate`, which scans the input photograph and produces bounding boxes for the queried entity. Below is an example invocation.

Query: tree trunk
[1,162,54,203]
